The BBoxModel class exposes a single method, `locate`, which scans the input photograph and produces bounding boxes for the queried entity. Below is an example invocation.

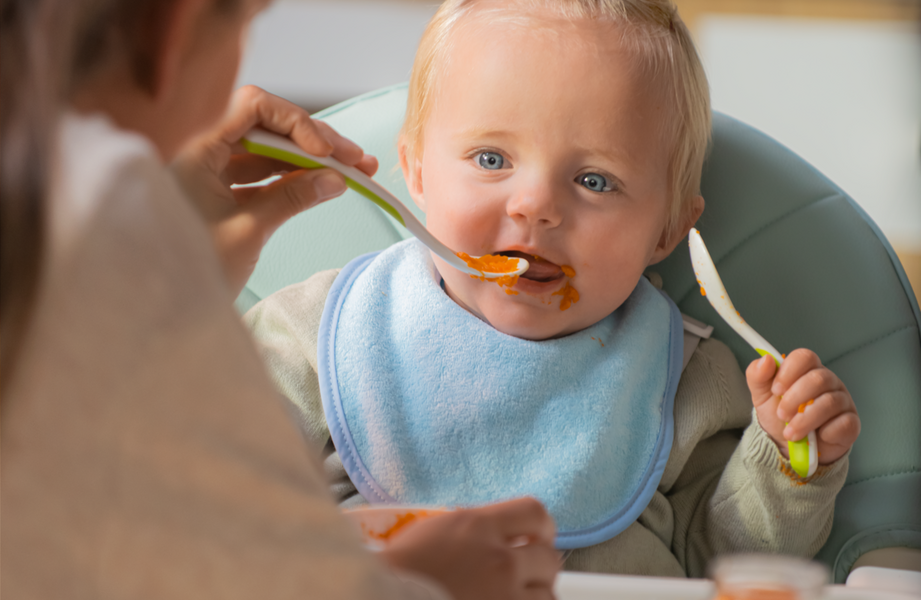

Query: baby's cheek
[580,272,634,316]
[431,204,492,245]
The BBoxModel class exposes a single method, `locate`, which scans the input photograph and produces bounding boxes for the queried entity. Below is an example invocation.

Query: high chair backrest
[238,83,921,582]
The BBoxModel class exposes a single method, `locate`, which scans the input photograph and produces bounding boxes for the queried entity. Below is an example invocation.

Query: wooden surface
[661,0,917,29]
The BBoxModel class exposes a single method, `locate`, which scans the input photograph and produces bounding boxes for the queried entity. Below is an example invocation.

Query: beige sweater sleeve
[244,269,340,454]
[666,338,848,577]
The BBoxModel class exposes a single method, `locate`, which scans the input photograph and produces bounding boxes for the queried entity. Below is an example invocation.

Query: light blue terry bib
[318,239,682,549]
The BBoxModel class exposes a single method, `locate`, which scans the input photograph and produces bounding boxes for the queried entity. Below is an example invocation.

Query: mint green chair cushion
[238,83,921,582]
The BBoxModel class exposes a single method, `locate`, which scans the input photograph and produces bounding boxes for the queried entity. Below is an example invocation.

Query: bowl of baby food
[343,505,451,550]
[711,554,828,600]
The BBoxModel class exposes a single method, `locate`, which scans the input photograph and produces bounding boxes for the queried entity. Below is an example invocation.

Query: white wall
[698,15,921,251]
[235,0,438,110]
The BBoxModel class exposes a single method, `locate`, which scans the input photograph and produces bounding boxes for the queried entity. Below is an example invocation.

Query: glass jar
[711,554,828,600]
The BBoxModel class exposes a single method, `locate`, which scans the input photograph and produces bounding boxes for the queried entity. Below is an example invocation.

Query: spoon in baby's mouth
[500,251,563,282]
[240,129,529,279]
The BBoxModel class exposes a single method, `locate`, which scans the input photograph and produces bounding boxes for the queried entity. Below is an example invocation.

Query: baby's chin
[451,286,584,341]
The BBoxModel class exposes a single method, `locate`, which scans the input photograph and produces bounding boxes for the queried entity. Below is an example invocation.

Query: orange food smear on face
[561,265,576,278]
[552,282,580,311]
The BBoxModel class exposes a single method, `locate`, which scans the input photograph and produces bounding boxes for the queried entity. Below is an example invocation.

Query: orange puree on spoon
[457,253,581,304]
[457,252,520,295]
[456,252,520,274]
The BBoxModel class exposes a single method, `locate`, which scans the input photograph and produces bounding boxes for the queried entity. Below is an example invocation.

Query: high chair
[237,83,921,583]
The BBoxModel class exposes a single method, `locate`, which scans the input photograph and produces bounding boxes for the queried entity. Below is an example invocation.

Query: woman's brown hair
[0,0,193,395]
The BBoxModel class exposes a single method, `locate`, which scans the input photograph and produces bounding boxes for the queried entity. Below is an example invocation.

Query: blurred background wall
[235,0,921,299]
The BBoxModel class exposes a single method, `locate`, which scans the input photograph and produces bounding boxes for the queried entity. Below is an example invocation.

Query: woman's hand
[379,497,561,600]
[171,85,378,297]
[747,348,860,466]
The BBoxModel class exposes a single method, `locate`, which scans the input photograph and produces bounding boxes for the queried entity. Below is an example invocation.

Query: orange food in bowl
[715,587,801,600]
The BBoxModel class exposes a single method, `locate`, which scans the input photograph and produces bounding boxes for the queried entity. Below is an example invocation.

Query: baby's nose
[506,181,563,228]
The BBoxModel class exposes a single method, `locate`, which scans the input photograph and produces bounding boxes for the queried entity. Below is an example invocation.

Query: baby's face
[404,14,676,340]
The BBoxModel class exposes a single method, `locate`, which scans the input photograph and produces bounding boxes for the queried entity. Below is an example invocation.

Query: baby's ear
[649,195,705,265]
[398,140,426,212]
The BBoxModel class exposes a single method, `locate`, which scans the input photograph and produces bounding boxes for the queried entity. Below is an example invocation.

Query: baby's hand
[746,349,860,466]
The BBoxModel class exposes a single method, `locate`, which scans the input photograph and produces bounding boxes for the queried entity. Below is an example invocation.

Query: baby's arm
[245,269,370,507]
[244,269,341,453]
[668,340,852,577]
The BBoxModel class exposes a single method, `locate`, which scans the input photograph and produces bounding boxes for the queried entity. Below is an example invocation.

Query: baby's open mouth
[499,251,563,282]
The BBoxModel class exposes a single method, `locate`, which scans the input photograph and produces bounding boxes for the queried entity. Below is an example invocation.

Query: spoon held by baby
[688,228,817,478]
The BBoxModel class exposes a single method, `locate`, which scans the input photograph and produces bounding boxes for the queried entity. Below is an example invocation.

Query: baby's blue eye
[578,173,611,192]
[478,152,505,170]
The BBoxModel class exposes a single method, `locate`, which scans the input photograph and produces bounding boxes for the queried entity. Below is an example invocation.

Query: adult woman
[0,0,560,598]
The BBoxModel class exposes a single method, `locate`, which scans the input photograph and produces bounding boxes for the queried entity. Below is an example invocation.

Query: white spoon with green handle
[241,129,528,280]
[688,228,817,478]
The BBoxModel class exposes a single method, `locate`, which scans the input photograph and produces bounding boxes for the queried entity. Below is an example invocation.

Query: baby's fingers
[775,363,844,423]
[815,411,861,464]
[782,389,854,442]
[745,354,778,408]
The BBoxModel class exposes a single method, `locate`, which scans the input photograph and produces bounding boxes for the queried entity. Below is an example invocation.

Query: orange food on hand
[797,399,815,413]
[360,510,437,542]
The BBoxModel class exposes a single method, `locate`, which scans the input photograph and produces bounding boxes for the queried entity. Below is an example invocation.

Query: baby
[247,0,860,577]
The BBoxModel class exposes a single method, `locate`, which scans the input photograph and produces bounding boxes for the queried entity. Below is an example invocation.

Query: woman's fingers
[379,498,559,600]
[482,497,557,547]
[312,119,378,175]
[512,543,562,592]
[223,87,376,172]
[223,154,297,187]
[221,86,333,156]
[238,169,346,225]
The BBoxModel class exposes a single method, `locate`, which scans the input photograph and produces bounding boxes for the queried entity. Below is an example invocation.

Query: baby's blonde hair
[400,0,711,236]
